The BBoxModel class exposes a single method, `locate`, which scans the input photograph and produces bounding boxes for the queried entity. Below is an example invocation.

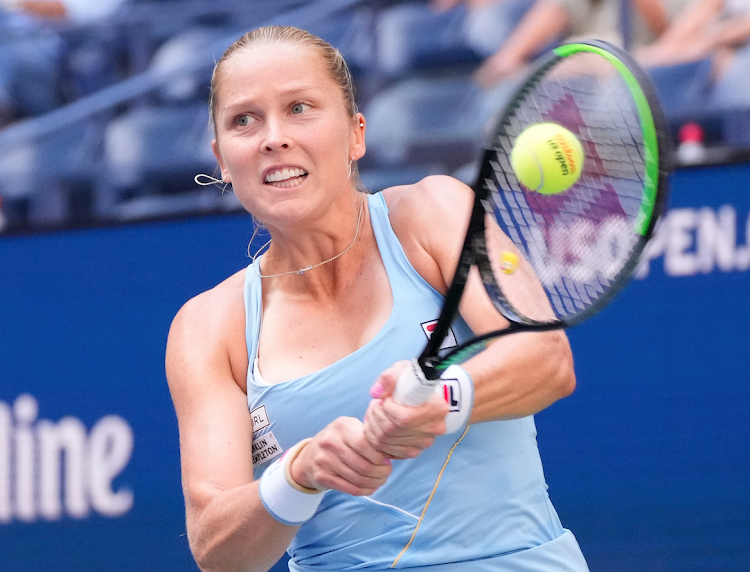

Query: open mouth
[264,167,308,188]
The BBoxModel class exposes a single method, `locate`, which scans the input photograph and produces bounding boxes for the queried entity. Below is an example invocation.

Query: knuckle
[391,412,411,430]
[403,448,420,459]
[378,418,396,435]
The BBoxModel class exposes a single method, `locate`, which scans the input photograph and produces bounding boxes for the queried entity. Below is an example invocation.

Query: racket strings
[486,52,648,321]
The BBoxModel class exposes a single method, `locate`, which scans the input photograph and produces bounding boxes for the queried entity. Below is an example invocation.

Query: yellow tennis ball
[500,251,519,275]
[510,123,584,195]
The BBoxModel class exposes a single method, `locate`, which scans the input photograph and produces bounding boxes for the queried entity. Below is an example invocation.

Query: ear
[349,113,366,162]
[212,139,230,182]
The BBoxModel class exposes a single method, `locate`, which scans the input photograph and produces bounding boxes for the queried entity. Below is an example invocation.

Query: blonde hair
[209,26,358,134]
[208,25,366,192]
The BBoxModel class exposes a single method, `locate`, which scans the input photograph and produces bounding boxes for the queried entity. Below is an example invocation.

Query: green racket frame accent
[554,42,660,236]
[419,39,672,376]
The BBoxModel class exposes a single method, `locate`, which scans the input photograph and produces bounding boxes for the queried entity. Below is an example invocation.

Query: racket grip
[392,359,438,406]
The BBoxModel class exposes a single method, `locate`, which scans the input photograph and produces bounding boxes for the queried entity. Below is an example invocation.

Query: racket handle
[393,359,438,406]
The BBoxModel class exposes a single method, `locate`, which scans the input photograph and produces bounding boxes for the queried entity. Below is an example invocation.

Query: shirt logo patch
[250,405,282,466]
[251,405,271,433]
[420,319,457,350]
[252,431,283,466]
[440,376,462,413]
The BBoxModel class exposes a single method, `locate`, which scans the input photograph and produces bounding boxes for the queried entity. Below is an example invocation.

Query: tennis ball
[510,123,584,195]
[500,251,519,275]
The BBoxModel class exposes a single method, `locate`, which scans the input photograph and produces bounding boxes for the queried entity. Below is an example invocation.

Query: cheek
[220,140,256,176]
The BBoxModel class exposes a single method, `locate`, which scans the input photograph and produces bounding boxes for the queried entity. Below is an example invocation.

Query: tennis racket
[393,39,672,406]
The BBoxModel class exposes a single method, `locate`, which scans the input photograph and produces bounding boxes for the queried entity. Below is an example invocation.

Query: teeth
[265,167,306,183]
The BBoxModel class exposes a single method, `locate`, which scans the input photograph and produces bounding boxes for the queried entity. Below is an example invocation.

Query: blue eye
[292,103,308,114]
[237,115,250,126]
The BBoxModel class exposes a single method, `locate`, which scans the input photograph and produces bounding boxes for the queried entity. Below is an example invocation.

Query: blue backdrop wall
[0,163,748,571]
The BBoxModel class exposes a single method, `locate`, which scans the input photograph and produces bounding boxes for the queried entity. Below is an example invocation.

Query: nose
[261,116,290,152]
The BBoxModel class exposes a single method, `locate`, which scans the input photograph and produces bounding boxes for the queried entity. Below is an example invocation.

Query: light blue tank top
[245,192,588,571]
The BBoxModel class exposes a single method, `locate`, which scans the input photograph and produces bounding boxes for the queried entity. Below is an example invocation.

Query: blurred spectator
[0,0,127,125]
[475,0,692,87]
[636,0,750,109]
[430,0,536,57]
[377,0,534,76]
[0,0,126,26]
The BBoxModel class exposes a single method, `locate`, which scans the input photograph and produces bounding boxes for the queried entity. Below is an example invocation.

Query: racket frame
[416,39,672,380]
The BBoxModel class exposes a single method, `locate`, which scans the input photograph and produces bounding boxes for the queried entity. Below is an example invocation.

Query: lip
[261,164,309,183]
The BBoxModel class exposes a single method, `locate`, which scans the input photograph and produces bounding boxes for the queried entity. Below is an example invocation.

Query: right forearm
[188,482,297,572]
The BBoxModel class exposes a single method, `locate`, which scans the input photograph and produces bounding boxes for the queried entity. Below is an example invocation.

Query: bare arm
[636,0,725,66]
[712,16,750,48]
[656,0,724,45]
[475,0,572,87]
[632,0,670,36]
[167,278,392,571]
[3,0,67,18]
[397,176,574,421]
[364,177,575,457]
[166,289,294,572]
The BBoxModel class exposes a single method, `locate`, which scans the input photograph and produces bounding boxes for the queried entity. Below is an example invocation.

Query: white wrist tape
[435,365,474,434]
[259,438,326,526]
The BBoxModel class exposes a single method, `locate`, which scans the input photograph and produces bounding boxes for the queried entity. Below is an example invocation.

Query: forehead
[216,43,339,108]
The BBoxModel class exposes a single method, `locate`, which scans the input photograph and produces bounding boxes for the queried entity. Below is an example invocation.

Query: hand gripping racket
[393,40,672,406]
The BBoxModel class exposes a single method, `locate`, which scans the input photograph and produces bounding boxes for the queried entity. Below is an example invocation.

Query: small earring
[359,122,364,127]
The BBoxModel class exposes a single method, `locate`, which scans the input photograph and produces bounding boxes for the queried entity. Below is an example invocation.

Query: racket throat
[418,357,442,381]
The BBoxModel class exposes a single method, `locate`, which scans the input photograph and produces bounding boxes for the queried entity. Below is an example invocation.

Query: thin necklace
[253,195,365,278]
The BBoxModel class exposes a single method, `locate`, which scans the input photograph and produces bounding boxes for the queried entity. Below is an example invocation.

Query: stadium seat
[375,2,478,77]
[646,59,713,118]
[374,0,532,77]
[363,72,520,170]
[98,103,215,217]
[0,119,103,227]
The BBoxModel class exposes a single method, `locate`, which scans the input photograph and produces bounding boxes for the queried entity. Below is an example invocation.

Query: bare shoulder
[166,268,257,510]
[166,268,248,394]
[383,175,473,227]
[381,176,474,293]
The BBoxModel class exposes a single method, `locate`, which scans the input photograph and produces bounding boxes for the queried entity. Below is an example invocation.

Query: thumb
[370,360,411,400]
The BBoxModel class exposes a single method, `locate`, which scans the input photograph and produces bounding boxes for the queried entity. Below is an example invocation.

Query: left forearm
[464,330,575,423]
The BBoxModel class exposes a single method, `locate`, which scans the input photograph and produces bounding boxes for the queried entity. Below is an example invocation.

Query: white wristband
[435,365,474,434]
[259,439,327,526]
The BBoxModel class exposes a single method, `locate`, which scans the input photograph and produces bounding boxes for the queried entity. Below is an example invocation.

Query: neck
[254,193,367,283]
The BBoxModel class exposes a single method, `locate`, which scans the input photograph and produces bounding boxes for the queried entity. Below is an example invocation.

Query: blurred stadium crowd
[1,0,749,233]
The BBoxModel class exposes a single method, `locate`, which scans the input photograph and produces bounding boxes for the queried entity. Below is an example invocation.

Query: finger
[364,404,440,460]
[348,431,393,468]
[370,360,410,400]
[316,472,386,497]
[322,418,392,473]
[363,399,388,449]
[369,440,435,460]
[366,398,446,447]
[379,396,448,435]
[323,461,391,490]
[314,446,392,492]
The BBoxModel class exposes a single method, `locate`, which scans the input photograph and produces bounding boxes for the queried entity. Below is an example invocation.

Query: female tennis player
[165,26,588,572]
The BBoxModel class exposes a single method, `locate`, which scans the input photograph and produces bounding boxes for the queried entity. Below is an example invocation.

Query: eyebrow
[221,84,321,114]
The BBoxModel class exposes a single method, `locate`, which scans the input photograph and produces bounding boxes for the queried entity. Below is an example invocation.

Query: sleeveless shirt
[245,191,589,571]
